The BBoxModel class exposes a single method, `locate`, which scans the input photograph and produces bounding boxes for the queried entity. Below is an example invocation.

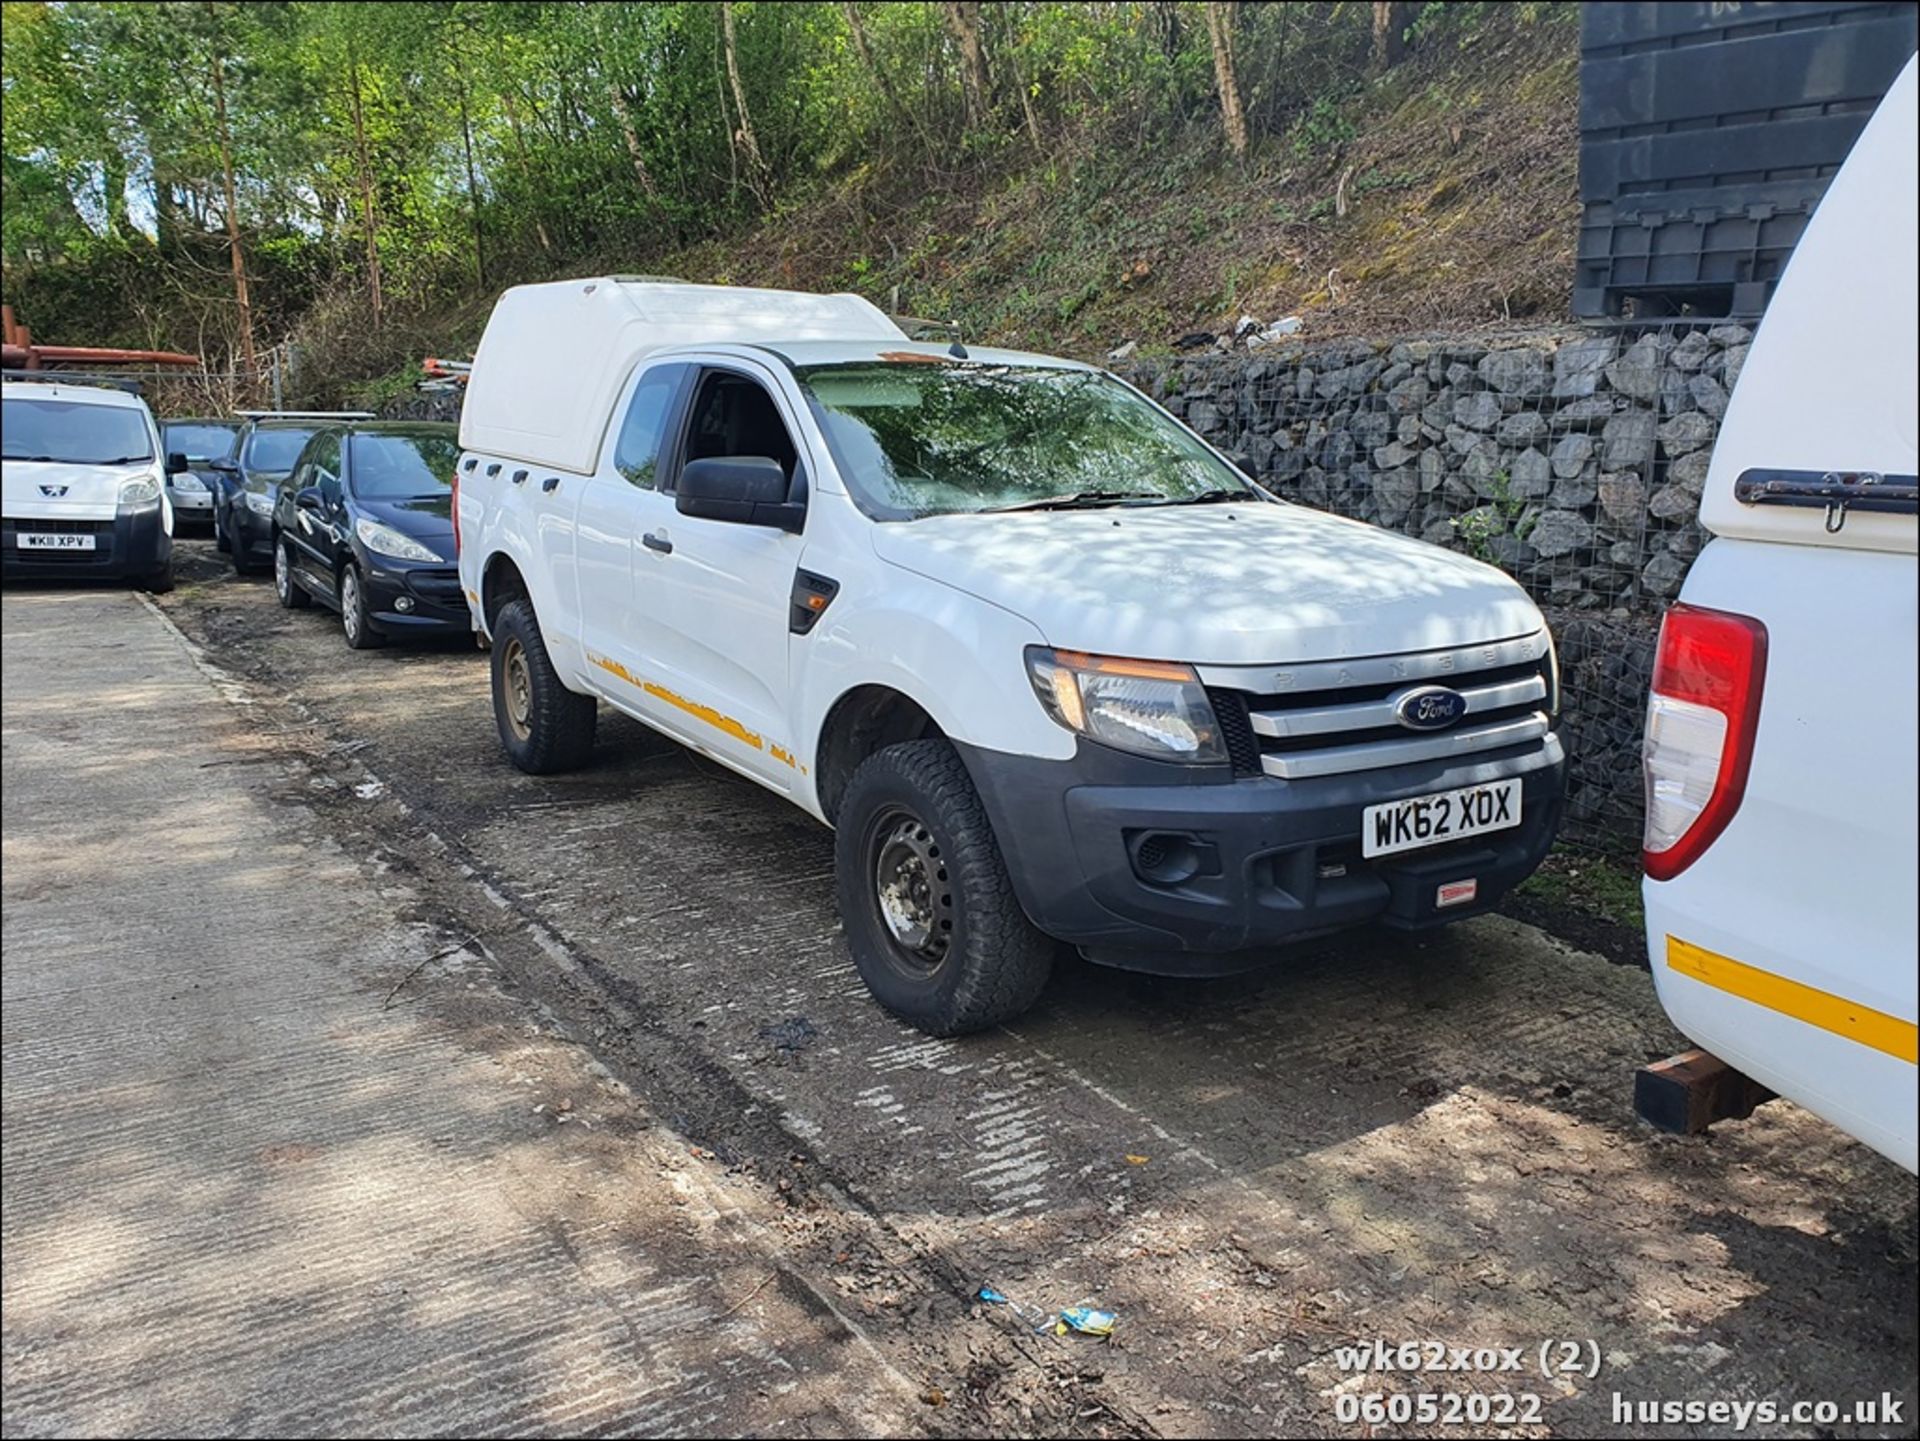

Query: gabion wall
[397,323,1745,854]
[1118,323,1750,852]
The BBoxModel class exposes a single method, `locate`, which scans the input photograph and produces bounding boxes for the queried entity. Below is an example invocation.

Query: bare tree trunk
[346,38,384,330]
[844,2,932,153]
[720,2,770,200]
[500,90,553,253]
[610,85,662,201]
[997,5,1043,151]
[596,8,661,203]
[455,58,485,288]
[1202,2,1248,159]
[205,15,257,384]
[940,2,992,131]
[1371,1,1413,74]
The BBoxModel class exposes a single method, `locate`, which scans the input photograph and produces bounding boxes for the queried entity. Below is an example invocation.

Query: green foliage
[1290,95,1357,157]
[1450,470,1536,561]
[1,1,1552,381]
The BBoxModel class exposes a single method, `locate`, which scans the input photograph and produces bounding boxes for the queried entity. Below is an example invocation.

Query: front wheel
[214,510,231,553]
[489,598,596,773]
[274,538,311,610]
[338,564,385,649]
[834,739,1054,1036]
[140,555,175,595]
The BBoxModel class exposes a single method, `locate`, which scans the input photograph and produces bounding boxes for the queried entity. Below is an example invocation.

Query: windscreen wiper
[985,488,1163,513]
[1150,489,1254,505]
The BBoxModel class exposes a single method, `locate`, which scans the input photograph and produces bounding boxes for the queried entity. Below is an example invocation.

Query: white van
[456,278,1566,1034]
[1641,60,1918,1171]
[2,375,181,592]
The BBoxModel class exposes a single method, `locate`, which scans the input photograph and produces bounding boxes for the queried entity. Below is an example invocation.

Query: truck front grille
[1201,631,1556,781]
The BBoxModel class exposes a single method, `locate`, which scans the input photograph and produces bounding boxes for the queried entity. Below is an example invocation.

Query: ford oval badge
[1395,685,1468,732]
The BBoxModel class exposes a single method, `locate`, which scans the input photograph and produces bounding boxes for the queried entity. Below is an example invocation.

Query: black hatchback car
[271,422,467,649]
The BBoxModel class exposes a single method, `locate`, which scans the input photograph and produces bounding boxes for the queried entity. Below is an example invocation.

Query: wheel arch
[813,684,947,825]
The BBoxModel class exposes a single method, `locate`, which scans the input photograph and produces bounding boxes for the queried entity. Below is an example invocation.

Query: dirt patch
[150,538,1918,1438]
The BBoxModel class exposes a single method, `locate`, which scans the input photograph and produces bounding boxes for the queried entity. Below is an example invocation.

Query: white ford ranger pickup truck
[456,279,1565,1035]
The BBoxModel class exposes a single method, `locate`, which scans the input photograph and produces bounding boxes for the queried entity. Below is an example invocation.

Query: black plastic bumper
[955,734,1565,976]
[226,504,277,565]
[1,508,171,581]
[362,560,469,635]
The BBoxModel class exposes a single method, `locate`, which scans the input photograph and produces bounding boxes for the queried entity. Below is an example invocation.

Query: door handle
[541,476,560,493]
[642,531,673,555]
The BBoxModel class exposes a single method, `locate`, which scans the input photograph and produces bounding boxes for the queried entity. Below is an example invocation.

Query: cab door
[286,431,344,585]
[640,361,810,790]
[572,360,692,717]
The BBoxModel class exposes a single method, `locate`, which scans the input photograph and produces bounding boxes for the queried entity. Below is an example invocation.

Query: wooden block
[1634,1047,1777,1136]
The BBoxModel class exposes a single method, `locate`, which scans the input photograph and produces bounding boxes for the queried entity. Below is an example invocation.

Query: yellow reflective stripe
[1666,936,1919,1064]
[641,681,763,751]
[587,651,764,752]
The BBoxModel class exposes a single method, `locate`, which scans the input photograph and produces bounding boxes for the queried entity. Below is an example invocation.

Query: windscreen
[350,432,459,499]
[795,361,1250,519]
[2,398,153,465]
[165,422,240,462]
[243,427,316,473]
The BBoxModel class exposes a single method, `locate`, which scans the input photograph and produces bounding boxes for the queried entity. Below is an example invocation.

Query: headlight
[118,475,162,507]
[355,516,440,562]
[172,473,207,493]
[1024,647,1224,763]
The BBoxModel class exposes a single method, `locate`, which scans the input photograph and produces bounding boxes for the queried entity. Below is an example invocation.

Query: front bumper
[957,734,1565,975]
[226,503,278,564]
[2,508,172,581]
[168,487,215,519]
[360,558,470,636]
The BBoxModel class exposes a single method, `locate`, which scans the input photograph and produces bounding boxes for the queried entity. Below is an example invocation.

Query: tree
[1372,2,1415,74]
[1202,2,1248,159]
[940,2,992,132]
[345,33,383,329]
[720,2,770,202]
[204,3,258,382]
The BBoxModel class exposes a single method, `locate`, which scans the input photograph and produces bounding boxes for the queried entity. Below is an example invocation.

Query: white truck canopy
[1700,56,1917,555]
[459,278,908,474]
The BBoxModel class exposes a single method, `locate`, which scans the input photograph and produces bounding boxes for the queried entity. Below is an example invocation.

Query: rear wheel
[834,739,1054,1035]
[490,598,596,773]
[274,538,311,610]
[338,564,384,649]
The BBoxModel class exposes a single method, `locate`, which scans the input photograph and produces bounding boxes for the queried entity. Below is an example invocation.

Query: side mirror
[294,486,323,510]
[676,456,803,531]
[166,452,190,475]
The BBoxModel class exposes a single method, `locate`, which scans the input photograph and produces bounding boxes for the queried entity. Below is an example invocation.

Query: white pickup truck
[455,279,1565,1034]
[1641,59,1918,1171]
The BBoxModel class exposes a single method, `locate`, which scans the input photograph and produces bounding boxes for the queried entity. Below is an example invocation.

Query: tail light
[1642,603,1768,880]
[450,466,461,556]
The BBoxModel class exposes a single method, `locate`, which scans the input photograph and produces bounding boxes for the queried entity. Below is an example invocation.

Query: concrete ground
[1,586,919,1438]
[4,546,1916,1439]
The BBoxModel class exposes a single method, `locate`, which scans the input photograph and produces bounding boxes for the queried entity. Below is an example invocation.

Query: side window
[679,370,800,486]
[613,363,688,489]
[311,434,343,499]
